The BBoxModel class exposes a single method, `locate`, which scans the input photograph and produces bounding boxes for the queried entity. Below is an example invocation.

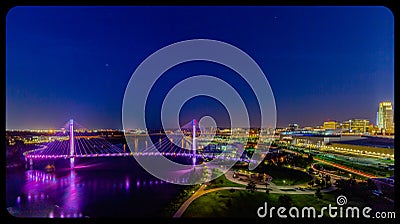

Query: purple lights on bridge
[24,119,252,166]
[25,151,252,163]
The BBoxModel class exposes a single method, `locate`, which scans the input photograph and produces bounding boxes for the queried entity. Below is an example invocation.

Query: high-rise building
[378,101,394,134]
[323,120,337,130]
[340,119,370,133]
[351,119,370,133]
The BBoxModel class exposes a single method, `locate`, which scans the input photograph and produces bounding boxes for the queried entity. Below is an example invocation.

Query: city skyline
[4,103,393,131]
[6,6,394,129]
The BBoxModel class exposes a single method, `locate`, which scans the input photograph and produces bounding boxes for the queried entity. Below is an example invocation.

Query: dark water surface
[6,157,185,218]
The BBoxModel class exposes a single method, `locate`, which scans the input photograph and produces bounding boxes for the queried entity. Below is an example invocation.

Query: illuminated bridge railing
[23,119,256,163]
[24,135,252,162]
[25,151,251,162]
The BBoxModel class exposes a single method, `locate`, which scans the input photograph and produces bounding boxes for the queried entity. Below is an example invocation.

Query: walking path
[173,185,244,217]
[173,170,337,217]
[224,170,337,194]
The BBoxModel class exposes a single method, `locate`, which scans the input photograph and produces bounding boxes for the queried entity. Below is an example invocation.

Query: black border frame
[1,1,398,224]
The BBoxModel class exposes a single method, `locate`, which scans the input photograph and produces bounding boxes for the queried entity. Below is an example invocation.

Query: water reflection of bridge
[11,168,183,218]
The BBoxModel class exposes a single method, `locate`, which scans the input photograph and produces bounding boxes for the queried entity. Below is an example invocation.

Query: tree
[201,167,209,182]
[211,168,221,180]
[246,181,256,193]
[349,176,356,186]
[314,179,321,186]
[265,182,270,196]
[335,179,345,194]
[278,195,292,208]
[320,180,326,188]
[325,175,331,186]
[265,188,270,196]
[315,188,322,200]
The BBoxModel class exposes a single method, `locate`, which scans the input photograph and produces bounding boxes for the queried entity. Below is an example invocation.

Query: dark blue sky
[6,6,394,129]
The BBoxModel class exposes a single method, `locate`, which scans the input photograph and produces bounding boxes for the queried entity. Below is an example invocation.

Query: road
[313,157,377,178]
[282,148,378,178]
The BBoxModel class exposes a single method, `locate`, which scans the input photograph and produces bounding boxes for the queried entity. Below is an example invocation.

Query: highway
[282,148,378,178]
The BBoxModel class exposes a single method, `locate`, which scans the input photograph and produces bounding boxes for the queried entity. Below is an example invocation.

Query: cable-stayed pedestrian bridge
[23,119,252,164]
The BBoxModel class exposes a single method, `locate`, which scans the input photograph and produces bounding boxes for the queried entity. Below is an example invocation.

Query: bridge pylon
[192,119,197,166]
[69,119,75,169]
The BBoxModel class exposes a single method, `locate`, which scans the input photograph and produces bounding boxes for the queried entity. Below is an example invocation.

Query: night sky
[6,6,394,129]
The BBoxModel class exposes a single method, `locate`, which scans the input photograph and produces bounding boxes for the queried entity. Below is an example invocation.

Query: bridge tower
[192,119,197,166]
[69,119,75,168]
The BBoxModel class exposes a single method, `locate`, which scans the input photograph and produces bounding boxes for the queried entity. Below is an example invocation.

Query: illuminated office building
[378,101,394,134]
[323,121,337,130]
[340,119,370,133]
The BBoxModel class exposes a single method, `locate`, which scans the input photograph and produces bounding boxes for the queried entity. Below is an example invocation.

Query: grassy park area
[182,190,336,217]
[266,166,312,186]
[163,184,201,217]
[182,189,394,217]
[205,174,244,190]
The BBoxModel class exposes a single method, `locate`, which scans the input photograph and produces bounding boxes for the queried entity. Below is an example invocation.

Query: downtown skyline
[6,6,394,129]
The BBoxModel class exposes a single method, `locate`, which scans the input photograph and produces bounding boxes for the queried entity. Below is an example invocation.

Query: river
[6,155,185,218]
